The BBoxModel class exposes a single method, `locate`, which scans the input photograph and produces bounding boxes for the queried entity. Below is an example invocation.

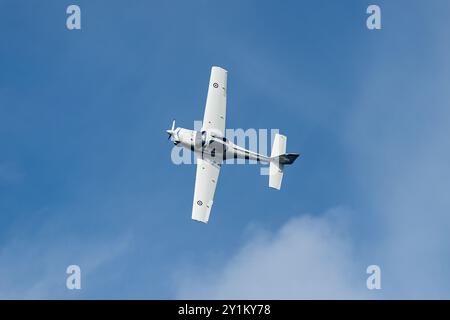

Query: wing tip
[192,205,211,224]
[192,217,209,224]
[212,65,228,73]
[269,183,282,191]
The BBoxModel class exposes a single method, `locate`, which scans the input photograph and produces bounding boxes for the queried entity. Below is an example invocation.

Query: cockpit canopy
[201,131,217,147]
[196,131,227,152]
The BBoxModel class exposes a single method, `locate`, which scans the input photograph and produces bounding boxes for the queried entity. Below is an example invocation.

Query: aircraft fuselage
[173,128,270,164]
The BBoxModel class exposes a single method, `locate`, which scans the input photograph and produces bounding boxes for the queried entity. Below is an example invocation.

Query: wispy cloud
[175,208,369,299]
[0,208,133,299]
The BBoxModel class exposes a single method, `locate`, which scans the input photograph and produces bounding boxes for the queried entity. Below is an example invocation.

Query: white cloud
[176,208,369,299]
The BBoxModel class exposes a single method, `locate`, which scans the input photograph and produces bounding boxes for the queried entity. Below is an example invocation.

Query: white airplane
[167,66,299,223]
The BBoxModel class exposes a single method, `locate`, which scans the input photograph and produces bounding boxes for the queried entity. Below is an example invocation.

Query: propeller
[166,120,179,144]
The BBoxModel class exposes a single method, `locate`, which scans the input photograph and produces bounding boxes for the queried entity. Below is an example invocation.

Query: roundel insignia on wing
[197,200,203,206]
[213,83,219,88]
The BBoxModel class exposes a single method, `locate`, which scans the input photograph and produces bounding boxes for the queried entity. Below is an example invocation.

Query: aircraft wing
[202,66,227,137]
[192,158,221,223]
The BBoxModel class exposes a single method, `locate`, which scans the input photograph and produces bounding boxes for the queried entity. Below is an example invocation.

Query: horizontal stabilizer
[269,134,299,190]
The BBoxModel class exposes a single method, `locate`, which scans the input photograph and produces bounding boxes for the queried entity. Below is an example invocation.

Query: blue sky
[1,0,450,298]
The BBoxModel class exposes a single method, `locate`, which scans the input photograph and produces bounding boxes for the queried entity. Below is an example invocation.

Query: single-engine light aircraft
[167,66,299,223]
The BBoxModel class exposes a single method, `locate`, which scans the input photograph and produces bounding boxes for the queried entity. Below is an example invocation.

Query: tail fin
[269,134,299,190]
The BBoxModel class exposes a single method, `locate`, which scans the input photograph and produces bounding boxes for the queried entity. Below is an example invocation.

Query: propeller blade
[166,120,176,142]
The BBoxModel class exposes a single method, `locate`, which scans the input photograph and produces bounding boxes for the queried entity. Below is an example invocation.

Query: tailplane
[269,134,299,190]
